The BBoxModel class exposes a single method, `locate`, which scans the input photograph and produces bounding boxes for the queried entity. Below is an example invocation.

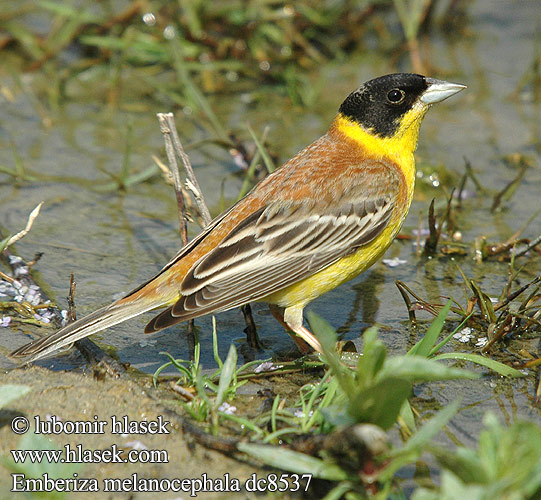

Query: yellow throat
[334,102,429,198]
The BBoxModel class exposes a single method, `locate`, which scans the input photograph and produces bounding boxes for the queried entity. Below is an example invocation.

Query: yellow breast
[262,108,425,309]
[263,204,408,309]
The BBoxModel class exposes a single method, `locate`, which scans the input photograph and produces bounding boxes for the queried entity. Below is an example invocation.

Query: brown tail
[10,299,160,364]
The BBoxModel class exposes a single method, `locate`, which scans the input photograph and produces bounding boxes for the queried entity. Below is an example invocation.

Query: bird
[10,73,465,363]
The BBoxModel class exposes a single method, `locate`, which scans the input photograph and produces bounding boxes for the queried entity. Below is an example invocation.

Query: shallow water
[1,0,539,455]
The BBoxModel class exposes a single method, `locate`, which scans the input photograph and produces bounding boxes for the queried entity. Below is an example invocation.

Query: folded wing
[146,163,399,332]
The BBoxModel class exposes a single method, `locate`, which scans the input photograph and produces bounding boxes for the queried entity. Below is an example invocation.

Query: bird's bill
[421,78,466,104]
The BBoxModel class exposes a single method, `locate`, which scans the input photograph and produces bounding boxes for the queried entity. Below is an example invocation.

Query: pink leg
[269,305,322,354]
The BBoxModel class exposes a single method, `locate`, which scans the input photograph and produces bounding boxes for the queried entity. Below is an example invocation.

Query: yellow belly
[261,112,420,311]
[262,217,402,309]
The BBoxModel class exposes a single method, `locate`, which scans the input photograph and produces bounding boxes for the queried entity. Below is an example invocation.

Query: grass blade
[408,299,452,357]
[431,353,524,377]
[247,123,275,173]
[400,399,461,454]
[215,344,237,408]
[238,443,349,480]
[379,356,478,382]
[307,311,355,395]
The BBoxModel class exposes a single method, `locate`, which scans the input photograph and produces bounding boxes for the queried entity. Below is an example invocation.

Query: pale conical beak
[421,78,466,104]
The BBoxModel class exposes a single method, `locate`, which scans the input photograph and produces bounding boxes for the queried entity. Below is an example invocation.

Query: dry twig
[157,112,261,348]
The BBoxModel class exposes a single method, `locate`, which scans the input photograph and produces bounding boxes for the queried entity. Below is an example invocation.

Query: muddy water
[1,0,539,473]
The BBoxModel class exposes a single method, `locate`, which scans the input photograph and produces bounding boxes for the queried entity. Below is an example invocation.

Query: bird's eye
[387,89,405,103]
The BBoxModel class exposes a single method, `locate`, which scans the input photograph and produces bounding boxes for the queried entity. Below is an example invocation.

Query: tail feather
[10,299,159,364]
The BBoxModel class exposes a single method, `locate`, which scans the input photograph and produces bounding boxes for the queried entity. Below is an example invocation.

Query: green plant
[412,413,541,500]
[407,299,524,377]
[0,385,31,409]
[239,312,481,497]
[154,319,264,434]
[307,311,477,430]
[240,399,463,499]
[237,304,533,497]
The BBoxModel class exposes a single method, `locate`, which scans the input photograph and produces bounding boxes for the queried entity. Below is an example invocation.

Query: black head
[338,73,429,138]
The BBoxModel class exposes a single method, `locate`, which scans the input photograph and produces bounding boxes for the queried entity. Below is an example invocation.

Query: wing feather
[144,163,400,333]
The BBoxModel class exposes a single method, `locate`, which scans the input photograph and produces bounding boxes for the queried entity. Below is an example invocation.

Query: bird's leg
[241,303,263,349]
[269,305,322,353]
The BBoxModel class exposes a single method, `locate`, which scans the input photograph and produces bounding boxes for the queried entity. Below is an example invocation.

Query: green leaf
[411,489,439,500]
[429,312,475,356]
[400,399,461,454]
[348,377,412,430]
[247,123,275,173]
[430,353,524,377]
[356,327,386,387]
[218,412,264,437]
[321,482,356,500]
[378,356,478,382]
[476,414,541,495]
[3,22,45,59]
[319,405,356,428]
[412,470,485,500]
[408,299,452,357]
[430,447,489,484]
[0,385,31,409]
[193,368,211,406]
[155,352,194,382]
[0,234,12,253]
[307,312,356,396]
[215,344,237,408]
[399,399,416,432]
[471,281,497,324]
[307,310,336,354]
[211,317,223,369]
[39,1,102,23]
[413,413,541,499]
[238,443,350,480]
